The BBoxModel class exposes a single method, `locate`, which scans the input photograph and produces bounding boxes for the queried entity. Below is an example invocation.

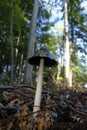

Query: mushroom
[28,47,57,116]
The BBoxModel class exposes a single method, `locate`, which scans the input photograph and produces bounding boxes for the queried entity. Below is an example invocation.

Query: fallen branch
[71,107,87,117]
[0,84,36,91]
[0,86,15,90]
[0,105,21,111]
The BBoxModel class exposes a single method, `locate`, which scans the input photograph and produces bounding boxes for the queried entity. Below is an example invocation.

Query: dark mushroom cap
[28,48,58,67]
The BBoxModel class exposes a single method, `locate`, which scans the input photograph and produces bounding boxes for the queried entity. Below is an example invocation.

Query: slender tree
[68,0,87,87]
[64,0,70,87]
[10,0,14,83]
[24,0,39,85]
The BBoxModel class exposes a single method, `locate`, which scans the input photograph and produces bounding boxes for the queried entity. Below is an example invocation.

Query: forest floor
[0,83,87,130]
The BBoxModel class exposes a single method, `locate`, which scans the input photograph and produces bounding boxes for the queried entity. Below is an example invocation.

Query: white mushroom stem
[33,59,44,115]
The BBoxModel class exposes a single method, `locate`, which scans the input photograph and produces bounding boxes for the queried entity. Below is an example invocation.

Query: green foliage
[0,0,32,84]
[73,65,87,85]
[0,0,87,86]
[67,0,87,85]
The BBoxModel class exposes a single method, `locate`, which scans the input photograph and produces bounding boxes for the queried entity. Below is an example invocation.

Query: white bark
[69,68,72,87]
[64,0,70,87]
[33,59,44,115]
[57,64,61,80]
[24,0,39,84]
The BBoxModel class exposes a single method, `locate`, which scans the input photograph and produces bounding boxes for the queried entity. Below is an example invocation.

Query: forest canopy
[0,0,87,87]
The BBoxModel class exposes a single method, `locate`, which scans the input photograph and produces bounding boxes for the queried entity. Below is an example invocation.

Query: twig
[71,107,87,117]
[0,86,15,90]
[0,105,21,111]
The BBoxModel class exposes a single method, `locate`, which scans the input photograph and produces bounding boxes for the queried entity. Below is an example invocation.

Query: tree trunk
[69,68,72,87]
[69,17,74,87]
[24,0,39,85]
[64,0,70,88]
[10,0,14,84]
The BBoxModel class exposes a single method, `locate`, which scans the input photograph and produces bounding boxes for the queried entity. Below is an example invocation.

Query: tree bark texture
[24,0,39,85]
[10,0,14,84]
[64,0,70,88]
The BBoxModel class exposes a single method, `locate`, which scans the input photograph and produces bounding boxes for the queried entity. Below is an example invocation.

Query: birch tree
[64,0,70,87]
[24,0,39,85]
